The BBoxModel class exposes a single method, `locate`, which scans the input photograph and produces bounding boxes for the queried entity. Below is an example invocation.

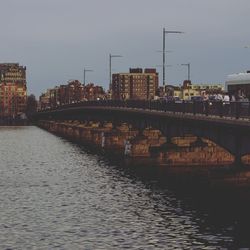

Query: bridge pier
[234,155,243,168]
[104,123,139,154]
[36,117,238,167]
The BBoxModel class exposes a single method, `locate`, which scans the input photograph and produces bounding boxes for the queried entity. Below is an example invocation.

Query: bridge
[32,100,250,165]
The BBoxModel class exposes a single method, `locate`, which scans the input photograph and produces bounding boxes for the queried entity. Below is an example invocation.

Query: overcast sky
[1,0,250,96]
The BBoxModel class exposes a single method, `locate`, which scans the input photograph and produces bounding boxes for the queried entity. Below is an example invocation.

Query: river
[0,126,249,249]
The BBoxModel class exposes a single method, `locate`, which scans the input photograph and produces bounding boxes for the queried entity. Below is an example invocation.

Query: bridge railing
[39,100,250,120]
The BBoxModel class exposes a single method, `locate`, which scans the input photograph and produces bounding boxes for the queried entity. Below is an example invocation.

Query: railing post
[182,100,185,114]
[172,100,175,114]
[235,101,240,119]
[160,100,163,112]
[193,101,196,115]
[164,100,167,112]
[204,100,209,116]
[219,101,223,118]
[248,101,250,118]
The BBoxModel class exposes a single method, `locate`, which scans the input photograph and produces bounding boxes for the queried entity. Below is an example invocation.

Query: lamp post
[109,54,122,92]
[83,68,93,85]
[162,28,184,86]
[180,63,191,81]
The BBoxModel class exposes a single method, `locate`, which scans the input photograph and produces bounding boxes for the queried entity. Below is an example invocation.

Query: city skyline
[1,0,250,96]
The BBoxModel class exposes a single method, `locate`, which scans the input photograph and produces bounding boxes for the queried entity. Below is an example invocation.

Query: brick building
[39,80,84,109]
[39,80,106,109]
[83,83,105,100]
[112,68,158,100]
[58,80,84,105]
[0,63,27,118]
[39,89,52,110]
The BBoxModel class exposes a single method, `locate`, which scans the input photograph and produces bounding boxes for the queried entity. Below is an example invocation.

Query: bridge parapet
[37,99,250,120]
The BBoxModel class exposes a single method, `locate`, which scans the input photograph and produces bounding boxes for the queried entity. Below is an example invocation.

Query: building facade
[0,63,27,118]
[157,80,224,100]
[164,85,182,99]
[112,68,158,100]
[39,80,84,109]
[39,89,52,110]
[83,83,105,101]
[39,80,106,109]
[61,80,84,105]
[181,80,224,100]
[225,71,250,100]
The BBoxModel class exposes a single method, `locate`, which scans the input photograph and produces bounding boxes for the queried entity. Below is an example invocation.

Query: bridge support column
[234,155,243,168]
[234,133,244,167]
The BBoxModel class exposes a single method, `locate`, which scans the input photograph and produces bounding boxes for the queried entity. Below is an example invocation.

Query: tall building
[112,68,158,100]
[0,63,27,118]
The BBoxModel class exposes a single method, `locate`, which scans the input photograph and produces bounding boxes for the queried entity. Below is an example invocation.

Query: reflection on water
[0,126,249,249]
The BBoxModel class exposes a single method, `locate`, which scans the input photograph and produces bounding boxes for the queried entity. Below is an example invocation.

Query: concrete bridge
[32,100,250,165]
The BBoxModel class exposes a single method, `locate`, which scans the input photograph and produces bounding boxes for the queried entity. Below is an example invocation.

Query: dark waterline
[0,126,249,249]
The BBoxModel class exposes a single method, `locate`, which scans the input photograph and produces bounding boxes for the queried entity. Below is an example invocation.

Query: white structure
[225,72,250,91]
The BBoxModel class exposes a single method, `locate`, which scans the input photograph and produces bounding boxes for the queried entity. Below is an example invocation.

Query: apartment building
[112,68,158,100]
[0,63,27,118]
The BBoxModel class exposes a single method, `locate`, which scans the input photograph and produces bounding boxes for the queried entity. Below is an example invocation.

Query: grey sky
[1,0,250,96]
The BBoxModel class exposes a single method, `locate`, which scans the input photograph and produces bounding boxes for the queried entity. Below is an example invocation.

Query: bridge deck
[45,105,250,131]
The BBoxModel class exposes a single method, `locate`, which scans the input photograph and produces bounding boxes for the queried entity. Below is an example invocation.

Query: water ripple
[0,126,244,249]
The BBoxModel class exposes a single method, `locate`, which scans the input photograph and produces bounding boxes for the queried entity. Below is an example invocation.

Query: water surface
[0,126,248,249]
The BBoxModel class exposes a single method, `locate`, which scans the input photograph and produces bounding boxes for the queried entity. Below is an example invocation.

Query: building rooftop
[226,72,250,82]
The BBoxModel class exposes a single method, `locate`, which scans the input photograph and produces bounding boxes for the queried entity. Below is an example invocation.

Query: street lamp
[180,63,191,81]
[162,28,184,86]
[83,68,93,85]
[109,53,122,91]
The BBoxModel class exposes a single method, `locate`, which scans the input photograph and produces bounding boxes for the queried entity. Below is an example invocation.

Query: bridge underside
[33,106,250,162]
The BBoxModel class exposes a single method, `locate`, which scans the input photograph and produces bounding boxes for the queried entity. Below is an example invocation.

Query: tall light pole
[83,68,93,85]
[180,63,191,81]
[163,28,184,86]
[109,53,122,92]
